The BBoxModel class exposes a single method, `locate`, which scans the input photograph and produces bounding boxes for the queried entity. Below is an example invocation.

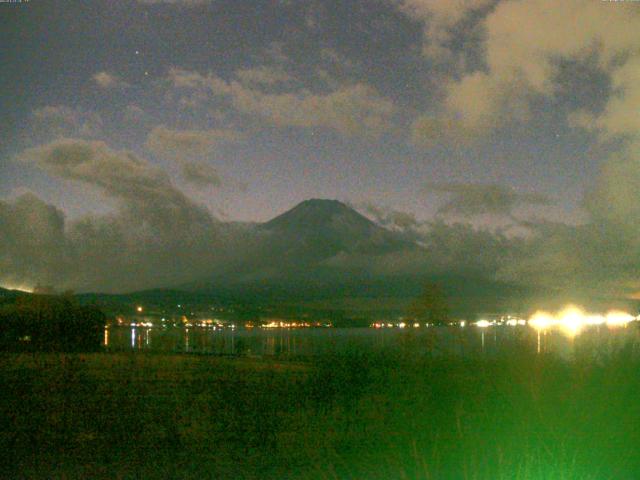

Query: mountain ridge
[2,199,550,317]
[184,197,423,293]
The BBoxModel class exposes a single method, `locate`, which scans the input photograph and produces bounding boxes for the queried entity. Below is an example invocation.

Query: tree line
[0,294,105,352]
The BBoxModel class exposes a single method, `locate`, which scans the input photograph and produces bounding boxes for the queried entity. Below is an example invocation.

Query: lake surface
[103,324,640,358]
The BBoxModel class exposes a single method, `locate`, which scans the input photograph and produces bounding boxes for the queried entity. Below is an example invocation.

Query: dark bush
[0,296,105,352]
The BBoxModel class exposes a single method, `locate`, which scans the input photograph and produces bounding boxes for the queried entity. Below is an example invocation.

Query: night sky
[1,0,639,295]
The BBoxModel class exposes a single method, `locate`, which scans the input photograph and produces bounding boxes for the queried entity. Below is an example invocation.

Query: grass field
[2,344,640,479]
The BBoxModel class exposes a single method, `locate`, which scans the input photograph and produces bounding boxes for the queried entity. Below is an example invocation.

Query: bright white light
[529,311,556,331]
[585,314,605,325]
[606,310,635,327]
[475,320,492,328]
[558,306,585,337]
[528,305,636,337]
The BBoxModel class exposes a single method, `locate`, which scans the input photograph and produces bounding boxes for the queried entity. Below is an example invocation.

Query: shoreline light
[475,320,492,328]
[605,310,635,327]
[558,306,585,337]
[528,305,636,337]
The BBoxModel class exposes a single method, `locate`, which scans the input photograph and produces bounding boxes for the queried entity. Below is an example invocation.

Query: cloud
[5,141,640,301]
[20,138,215,227]
[32,106,103,139]
[583,145,640,238]
[493,141,640,299]
[145,125,244,160]
[92,71,128,89]
[398,0,495,60]
[167,67,396,137]
[410,161,640,300]
[349,176,640,301]
[6,139,222,292]
[0,193,71,289]
[400,0,640,299]
[426,182,551,217]
[495,219,640,301]
[569,57,640,143]
[145,126,244,189]
[410,113,484,147]
[235,66,294,88]
[357,202,421,231]
[404,0,640,143]
[181,161,222,188]
[421,220,519,276]
[467,1,637,133]
[122,104,152,125]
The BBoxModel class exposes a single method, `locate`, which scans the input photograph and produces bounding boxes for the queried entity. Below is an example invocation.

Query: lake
[103,323,640,358]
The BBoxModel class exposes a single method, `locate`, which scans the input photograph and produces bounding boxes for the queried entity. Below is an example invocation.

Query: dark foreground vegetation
[2,344,640,479]
[0,295,105,352]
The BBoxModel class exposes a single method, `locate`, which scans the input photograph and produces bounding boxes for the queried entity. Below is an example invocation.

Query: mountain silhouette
[257,199,414,267]
[73,199,536,316]
[185,199,422,297]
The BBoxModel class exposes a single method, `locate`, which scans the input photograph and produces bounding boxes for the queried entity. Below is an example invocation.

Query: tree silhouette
[0,294,105,351]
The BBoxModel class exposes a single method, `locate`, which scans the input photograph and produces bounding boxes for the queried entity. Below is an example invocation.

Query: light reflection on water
[103,324,640,358]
